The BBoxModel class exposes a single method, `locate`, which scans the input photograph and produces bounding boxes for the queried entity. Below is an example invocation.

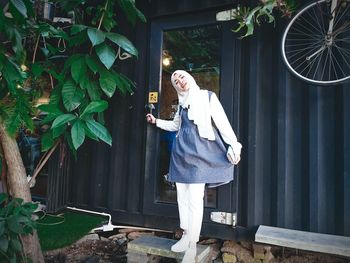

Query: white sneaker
[181,246,197,263]
[171,234,189,252]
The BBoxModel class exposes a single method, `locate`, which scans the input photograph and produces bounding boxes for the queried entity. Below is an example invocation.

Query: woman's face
[172,71,189,93]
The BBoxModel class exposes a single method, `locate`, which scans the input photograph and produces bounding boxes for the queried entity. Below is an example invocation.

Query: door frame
[143,9,242,228]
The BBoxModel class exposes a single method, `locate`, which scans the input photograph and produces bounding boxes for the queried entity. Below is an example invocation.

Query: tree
[0,0,145,261]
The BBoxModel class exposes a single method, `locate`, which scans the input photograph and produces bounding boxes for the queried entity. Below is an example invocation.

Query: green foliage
[0,193,38,262]
[0,0,146,155]
[231,0,296,38]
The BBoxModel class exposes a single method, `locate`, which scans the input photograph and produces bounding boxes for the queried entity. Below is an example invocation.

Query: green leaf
[71,56,87,83]
[86,81,101,101]
[95,43,116,69]
[106,32,138,57]
[31,63,44,77]
[10,239,22,252]
[0,221,4,236]
[41,131,55,152]
[37,104,63,115]
[52,124,66,138]
[85,55,101,74]
[10,0,27,18]
[62,80,84,111]
[99,69,117,97]
[64,54,82,72]
[117,0,146,25]
[0,237,8,252]
[71,24,87,35]
[86,120,112,146]
[83,122,99,141]
[102,16,117,32]
[87,28,105,46]
[116,72,135,94]
[80,100,108,118]
[10,254,17,263]
[52,114,76,128]
[41,114,59,125]
[7,216,21,234]
[71,120,85,150]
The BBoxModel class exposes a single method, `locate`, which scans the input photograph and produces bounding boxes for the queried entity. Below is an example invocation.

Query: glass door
[158,25,221,207]
[144,12,239,228]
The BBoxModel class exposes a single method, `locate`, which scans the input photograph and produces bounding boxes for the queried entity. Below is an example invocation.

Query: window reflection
[157,25,221,208]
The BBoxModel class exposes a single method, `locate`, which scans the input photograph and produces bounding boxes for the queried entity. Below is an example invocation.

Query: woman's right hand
[146,114,156,124]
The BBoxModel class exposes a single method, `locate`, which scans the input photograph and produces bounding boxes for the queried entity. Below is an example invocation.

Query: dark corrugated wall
[65,1,350,238]
[238,21,350,237]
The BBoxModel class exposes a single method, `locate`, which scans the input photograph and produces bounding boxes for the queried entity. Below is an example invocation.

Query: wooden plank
[128,236,211,262]
[255,225,350,257]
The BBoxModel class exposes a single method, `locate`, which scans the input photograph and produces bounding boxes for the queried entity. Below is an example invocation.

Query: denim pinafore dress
[167,98,234,187]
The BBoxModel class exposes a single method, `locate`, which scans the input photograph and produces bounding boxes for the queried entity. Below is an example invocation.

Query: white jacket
[156,92,242,157]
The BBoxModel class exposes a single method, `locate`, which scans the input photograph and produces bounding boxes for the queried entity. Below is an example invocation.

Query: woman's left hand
[234,155,241,165]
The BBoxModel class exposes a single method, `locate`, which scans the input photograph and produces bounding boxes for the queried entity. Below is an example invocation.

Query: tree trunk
[0,122,45,263]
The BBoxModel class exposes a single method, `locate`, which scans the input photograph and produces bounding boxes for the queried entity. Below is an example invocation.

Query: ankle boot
[171,234,189,252]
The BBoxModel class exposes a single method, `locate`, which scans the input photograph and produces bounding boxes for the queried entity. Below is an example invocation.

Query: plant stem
[89,0,109,54]
[32,34,40,64]
[29,139,60,187]
[98,0,109,30]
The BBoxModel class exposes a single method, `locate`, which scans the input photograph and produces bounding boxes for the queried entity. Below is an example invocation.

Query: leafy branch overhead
[0,0,146,156]
[231,0,296,38]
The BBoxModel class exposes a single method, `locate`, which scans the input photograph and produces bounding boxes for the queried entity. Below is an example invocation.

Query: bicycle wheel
[282,0,350,85]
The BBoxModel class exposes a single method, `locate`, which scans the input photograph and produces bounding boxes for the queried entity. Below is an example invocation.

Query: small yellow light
[163,57,171,66]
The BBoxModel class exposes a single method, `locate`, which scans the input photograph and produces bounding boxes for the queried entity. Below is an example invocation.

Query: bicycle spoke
[334,44,350,69]
[334,36,350,41]
[320,47,330,81]
[333,2,350,30]
[298,48,324,76]
[292,19,324,37]
[327,46,335,80]
[305,48,324,78]
[290,44,325,68]
[334,44,350,57]
[334,22,350,37]
[286,42,319,63]
[313,48,327,80]
[311,4,327,34]
[331,48,347,78]
[285,40,324,58]
[302,9,326,34]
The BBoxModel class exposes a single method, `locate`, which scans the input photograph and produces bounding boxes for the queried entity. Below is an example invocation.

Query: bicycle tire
[281,0,350,85]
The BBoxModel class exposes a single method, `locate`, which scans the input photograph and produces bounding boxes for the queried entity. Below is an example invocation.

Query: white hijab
[171,70,215,140]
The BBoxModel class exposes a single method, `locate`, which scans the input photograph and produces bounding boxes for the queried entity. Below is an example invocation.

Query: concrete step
[255,225,350,257]
[128,236,212,263]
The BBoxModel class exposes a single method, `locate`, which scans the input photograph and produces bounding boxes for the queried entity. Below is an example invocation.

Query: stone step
[255,225,350,258]
[127,236,212,263]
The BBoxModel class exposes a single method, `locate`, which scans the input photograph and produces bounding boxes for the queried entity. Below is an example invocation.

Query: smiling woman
[156,25,222,209]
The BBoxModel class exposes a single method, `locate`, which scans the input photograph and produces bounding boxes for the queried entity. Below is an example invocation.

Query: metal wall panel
[237,21,350,236]
[65,1,350,238]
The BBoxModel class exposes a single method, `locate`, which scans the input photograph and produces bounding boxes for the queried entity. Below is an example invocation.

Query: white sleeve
[156,111,181,132]
[210,93,242,156]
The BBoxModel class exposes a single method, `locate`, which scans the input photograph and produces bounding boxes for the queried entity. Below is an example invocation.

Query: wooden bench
[255,225,350,257]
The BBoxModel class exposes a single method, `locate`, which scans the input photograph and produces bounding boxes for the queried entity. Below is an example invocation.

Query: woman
[146,70,242,262]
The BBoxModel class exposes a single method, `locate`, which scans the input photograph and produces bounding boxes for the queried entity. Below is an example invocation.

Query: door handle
[145,103,156,115]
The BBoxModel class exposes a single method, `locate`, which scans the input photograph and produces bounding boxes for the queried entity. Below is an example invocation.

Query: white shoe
[181,246,197,263]
[171,234,189,252]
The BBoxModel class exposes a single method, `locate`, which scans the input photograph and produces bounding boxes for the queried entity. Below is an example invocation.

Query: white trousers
[176,182,205,243]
